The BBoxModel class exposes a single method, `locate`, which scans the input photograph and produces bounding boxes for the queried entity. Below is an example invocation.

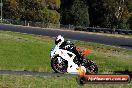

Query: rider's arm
[64,40,75,50]
[59,41,71,50]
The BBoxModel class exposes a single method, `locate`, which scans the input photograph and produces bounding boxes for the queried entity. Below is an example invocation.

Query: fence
[2,19,132,35]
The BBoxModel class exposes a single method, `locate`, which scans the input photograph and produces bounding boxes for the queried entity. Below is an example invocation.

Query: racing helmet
[55,35,64,45]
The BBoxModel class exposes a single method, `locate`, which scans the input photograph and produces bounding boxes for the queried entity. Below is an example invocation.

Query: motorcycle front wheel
[51,56,68,74]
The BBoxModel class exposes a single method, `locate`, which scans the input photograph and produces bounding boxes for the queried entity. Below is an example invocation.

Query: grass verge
[0,75,131,88]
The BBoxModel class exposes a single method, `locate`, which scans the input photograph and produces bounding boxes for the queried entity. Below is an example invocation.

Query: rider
[55,35,83,65]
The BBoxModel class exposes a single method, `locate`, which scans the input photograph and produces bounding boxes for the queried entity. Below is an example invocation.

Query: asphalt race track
[0,70,76,77]
[0,24,132,49]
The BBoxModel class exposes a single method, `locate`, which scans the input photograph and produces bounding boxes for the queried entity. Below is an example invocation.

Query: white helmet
[55,35,64,45]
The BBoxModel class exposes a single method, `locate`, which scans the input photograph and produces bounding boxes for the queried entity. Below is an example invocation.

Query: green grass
[0,30,132,88]
[0,30,53,72]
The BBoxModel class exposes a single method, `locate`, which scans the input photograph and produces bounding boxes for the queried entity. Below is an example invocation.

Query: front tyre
[51,56,68,74]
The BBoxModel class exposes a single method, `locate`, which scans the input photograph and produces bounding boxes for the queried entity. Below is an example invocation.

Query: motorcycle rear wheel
[84,59,98,74]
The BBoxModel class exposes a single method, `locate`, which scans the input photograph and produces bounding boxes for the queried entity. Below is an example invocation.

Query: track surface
[0,70,76,77]
[0,24,132,49]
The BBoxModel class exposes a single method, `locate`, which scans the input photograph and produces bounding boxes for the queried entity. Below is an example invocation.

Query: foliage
[102,0,132,29]
[127,16,132,29]
[45,0,61,9]
[2,0,132,29]
[61,0,132,29]
[42,9,60,23]
[3,0,20,19]
[60,0,90,27]
[70,0,90,26]
[3,0,60,24]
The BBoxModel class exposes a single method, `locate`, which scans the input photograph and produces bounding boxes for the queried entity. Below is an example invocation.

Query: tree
[42,9,60,24]
[45,0,61,10]
[86,0,106,27]
[3,0,60,24]
[71,0,90,26]
[86,0,132,29]
[127,15,132,29]
[60,0,90,27]
[3,0,20,20]
[60,0,74,25]
[101,0,132,29]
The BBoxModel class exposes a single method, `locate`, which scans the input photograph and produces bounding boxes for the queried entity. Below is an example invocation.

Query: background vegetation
[2,0,132,29]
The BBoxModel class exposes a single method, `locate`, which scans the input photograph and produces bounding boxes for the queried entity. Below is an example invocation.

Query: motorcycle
[50,45,98,75]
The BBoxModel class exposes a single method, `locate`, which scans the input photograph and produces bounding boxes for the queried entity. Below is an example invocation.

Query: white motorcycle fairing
[50,45,86,74]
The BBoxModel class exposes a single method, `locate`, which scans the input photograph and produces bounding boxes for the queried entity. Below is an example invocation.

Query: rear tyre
[83,59,98,74]
[51,56,68,74]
